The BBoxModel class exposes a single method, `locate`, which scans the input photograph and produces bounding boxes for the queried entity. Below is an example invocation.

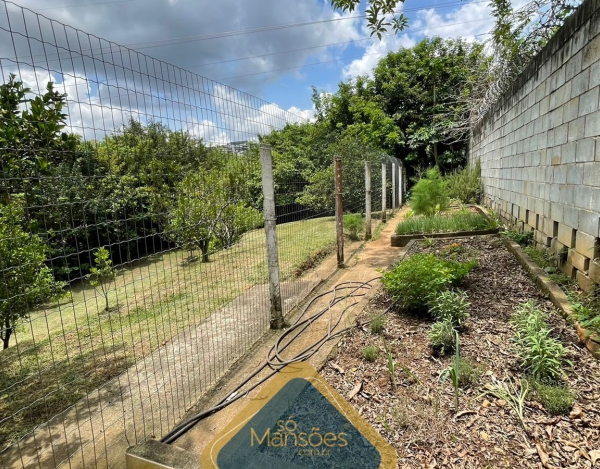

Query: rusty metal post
[381,162,387,223]
[335,157,344,268]
[260,145,284,329]
[365,161,372,240]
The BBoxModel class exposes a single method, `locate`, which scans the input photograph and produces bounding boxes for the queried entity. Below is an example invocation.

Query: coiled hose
[160,277,394,444]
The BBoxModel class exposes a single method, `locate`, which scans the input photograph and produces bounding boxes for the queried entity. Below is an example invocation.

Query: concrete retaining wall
[469,0,600,291]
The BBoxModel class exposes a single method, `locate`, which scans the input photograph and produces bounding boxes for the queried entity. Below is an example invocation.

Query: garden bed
[390,206,499,247]
[322,236,600,468]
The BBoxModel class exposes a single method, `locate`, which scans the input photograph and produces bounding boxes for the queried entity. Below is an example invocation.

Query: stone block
[566,164,583,184]
[568,117,585,142]
[582,162,600,186]
[535,230,552,247]
[583,34,600,69]
[579,210,600,237]
[571,68,591,98]
[557,223,576,247]
[564,206,579,229]
[575,230,599,259]
[589,258,600,284]
[561,260,576,278]
[584,112,600,138]
[578,86,599,116]
[576,271,596,293]
[568,248,590,272]
[576,138,596,162]
[551,237,566,255]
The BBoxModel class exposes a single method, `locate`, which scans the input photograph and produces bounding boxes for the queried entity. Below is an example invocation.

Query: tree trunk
[2,317,12,350]
[199,240,210,263]
[105,294,109,312]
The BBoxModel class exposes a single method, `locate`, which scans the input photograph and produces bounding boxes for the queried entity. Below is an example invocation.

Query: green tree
[168,162,247,263]
[213,203,263,249]
[331,0,407,38]
[88,247,117,312]
[0,197,64,349]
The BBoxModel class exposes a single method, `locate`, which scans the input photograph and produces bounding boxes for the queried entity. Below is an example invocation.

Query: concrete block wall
[469,0,600,292]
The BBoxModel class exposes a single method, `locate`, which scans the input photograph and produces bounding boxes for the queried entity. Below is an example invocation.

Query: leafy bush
[444,160,481,204]
[429,318,456,354]
[526,378,576,416]
[429,290,471,328]
[409,167,450,217]
[362,345,379,362]
[395,210,493,235]
[343,213,365,241]
[370,314,385,334]
[511,301,569,381]
[381,254,476,314]
[572,300,600,335]
[501,229,533,247]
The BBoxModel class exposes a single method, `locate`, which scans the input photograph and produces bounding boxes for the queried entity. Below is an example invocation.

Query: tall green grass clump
[395,210,492,235]
[445,160,481,204]
[410,167,450,217]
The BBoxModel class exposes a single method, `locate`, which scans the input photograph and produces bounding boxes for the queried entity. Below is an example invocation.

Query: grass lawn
[0,216,336,449]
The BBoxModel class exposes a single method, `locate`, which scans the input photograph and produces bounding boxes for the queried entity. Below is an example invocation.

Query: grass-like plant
[381,254,476,314]
[429,290,471,328]
[387,349,397,392]
[440,330,461,410]
[369,314,385,334]
[343,213,365,241]
[457,357,484,388]
[481,378,528,428]
[362,345,379,362]
[511,301,569,382]
[410,167,450,217]
[526,378,576,416]
[395,210,493,235]
[429,318,457,354]
[572,300,600,336]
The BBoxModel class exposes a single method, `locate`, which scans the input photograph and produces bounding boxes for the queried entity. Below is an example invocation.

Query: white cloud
[342,0,494,80]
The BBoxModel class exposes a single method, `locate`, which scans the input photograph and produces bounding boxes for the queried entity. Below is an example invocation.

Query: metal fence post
[392,162,396,211]
[260,145,284,329]
[335,157,344,268]
[365,162,372,240]
[398,163,403,206]
[381,162,387,223]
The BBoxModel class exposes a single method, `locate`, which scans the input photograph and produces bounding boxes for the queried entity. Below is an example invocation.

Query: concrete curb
[501,237,600,359]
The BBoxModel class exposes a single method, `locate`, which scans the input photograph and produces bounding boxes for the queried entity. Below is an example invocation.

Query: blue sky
[1,0,496,140]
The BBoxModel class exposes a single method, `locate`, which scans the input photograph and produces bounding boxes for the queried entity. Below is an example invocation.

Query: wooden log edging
[502,237,600,359]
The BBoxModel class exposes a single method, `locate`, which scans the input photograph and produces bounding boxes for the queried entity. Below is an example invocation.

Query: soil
[321,236,600,469]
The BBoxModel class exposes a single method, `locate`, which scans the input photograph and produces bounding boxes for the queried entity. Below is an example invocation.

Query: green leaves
[511,301,570,382]
[409,167,450,217]
[88,247,117,311]
[331,0,407,38]
[0,197,64,348]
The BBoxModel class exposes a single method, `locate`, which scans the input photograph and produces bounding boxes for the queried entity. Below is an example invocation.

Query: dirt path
[175,209,407,456]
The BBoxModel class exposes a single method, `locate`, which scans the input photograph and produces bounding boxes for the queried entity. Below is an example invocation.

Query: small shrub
[343,213,365,241]
[403,209,414,219]
[370,314,385,334]
[572,301,600,335]
[444,160,481,204]
[511,301,569,381]
[502,230,533,247]
[429,318,456,354]
[527,379,576,416]
[381,254,476,314]
[362,345,379,362]
[429,290,471,328]
[410,167,450,217]
[457,357,484,388]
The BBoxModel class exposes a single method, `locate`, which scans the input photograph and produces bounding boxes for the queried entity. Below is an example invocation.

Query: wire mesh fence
[0,1,399,468]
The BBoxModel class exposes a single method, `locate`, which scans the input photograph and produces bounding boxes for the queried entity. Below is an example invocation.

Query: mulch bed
[322,235,600,468]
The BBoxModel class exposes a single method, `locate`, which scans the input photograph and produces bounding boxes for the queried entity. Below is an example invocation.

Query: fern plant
[409,167,450,217]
